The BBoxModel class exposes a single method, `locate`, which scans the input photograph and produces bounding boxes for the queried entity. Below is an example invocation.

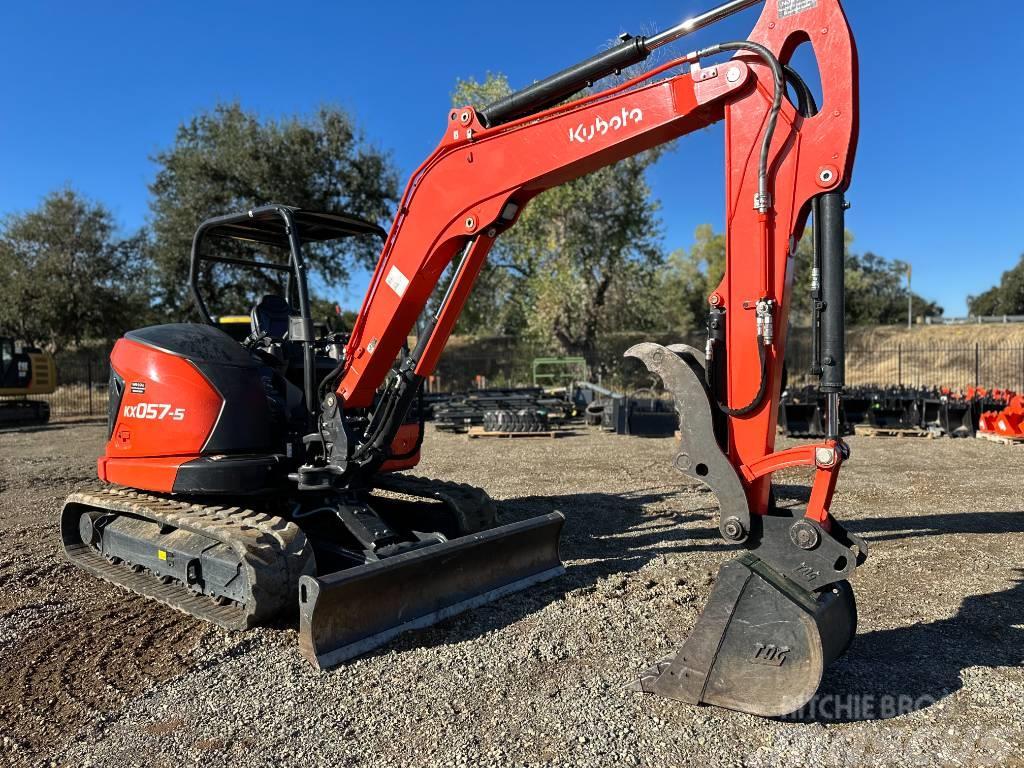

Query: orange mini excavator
[62,0,865,716]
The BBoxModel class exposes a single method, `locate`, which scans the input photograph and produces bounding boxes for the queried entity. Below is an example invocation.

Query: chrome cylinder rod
[480,0,764,127]
[645,0,764,51]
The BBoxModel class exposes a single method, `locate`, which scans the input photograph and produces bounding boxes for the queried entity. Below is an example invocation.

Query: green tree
[968,254,1024,316]
[658,224,725,337]
[447,74,664,361]
[149,103,398,318]
[659,225,941,333]
[845,252,941,324]
[0,188,151,348]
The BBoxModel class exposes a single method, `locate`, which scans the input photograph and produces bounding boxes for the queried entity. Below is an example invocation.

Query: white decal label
[385,265,410,297]
[568,107,643,144]
[778,0,817,18]
[123,403,186,421]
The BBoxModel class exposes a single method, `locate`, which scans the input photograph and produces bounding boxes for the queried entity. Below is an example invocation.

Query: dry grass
[847,322,1024,347]
[840,323,1024,390]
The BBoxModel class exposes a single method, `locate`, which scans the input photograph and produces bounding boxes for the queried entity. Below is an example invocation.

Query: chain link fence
[439,333,1024,394]
[786,338,1024,391]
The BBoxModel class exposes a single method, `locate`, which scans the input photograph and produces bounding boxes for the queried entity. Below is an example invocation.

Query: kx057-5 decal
[123,403,186,421]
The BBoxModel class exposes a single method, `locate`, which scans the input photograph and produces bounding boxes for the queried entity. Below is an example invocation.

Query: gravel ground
[1,422,1023,767]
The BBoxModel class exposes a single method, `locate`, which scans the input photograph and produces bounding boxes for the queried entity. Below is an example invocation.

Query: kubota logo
[123,403,186,421]
[568,107,644,144]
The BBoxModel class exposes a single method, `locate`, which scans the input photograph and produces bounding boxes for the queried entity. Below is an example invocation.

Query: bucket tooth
[299,512,565,668]
[634,554,856,717]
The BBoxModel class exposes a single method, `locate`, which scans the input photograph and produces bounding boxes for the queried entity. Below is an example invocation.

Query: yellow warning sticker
[158,549,168,561]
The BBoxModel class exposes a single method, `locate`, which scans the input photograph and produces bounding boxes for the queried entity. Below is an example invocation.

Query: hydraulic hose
[714,338,770,417]
[700,43,784,417]
[694,40,784,212]
[783,64,817,116]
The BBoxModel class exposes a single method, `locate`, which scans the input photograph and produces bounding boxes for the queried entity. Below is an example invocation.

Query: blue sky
[2,1,1022,316]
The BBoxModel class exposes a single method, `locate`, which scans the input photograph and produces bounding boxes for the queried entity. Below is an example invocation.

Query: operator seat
[250,294,296,342]
[248,294,306,420]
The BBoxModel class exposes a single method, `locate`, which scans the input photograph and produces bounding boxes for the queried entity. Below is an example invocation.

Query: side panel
[0,348,56,396]
[105,337,222,460]
[99,328,284,494]
[98,455,190,493]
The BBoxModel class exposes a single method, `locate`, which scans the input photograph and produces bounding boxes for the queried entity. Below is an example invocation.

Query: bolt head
[816,165,840,189]
[722,517,744,541]
[673,452,692,472]
[465,216,476,231]
[726,66,741,83]
[815,447,836,467]
[790,520,821,550]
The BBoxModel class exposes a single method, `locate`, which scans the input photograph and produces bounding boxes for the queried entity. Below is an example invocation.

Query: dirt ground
[1,422,1023,767]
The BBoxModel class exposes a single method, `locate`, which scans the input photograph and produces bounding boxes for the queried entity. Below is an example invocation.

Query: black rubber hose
[783,64,817,117]
[716,338,770,417]
[702,46,785,417]
[695,40,784,210]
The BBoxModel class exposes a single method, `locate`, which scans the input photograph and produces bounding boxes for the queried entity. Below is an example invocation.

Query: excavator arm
[315,0,866,717]
[336,0,856,512]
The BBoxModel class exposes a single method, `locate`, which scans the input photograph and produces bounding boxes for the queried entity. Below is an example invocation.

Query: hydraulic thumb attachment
[625,343,867,717]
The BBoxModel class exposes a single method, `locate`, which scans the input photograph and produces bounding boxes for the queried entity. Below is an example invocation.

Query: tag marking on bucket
[796,562,820,582]
[752,643,791,667]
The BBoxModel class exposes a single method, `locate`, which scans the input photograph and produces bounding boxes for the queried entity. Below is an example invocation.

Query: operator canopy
[202,206,387,247]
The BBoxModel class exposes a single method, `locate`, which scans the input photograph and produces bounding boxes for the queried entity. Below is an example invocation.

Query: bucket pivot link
[625,342,868,717]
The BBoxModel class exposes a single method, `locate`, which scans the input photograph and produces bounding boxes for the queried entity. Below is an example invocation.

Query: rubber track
[370,474,497,534]
[61,485,313,630]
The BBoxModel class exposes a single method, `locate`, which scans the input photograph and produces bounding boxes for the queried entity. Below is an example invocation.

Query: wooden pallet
[466,426,575,439]
[853,424,929,438]
[975,431,1024,446]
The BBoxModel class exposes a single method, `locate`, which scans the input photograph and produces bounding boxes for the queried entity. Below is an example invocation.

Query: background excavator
[0,336,56,426]
[61,0,865,717]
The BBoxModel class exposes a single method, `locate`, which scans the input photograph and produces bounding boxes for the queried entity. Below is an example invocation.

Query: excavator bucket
[634,554,856,716]
[778,400,826,438]
[299,512,565,668]
[625,342,862,716]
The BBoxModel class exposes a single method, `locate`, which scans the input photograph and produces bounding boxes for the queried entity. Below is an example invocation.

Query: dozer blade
[299,512,565,669]
[634,554,856,717]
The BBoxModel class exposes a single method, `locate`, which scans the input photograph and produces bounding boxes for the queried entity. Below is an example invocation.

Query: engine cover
[100,323,281,494]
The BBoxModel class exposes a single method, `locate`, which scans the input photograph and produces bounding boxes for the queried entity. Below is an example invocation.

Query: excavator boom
[302,0,865,715]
